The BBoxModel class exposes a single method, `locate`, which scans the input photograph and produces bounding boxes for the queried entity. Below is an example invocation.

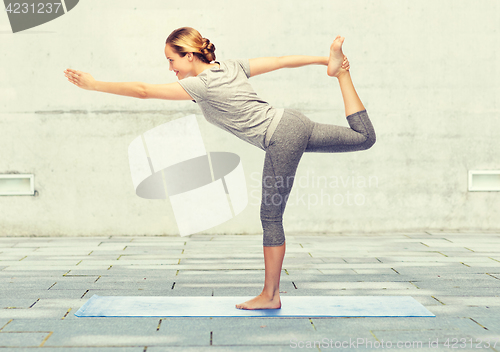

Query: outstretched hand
[64,69,96,90]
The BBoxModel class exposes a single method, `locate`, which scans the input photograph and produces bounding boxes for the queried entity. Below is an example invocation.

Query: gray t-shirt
[178,59,282,150]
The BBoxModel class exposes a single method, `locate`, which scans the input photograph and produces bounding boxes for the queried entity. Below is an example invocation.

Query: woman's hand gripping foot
[327,35,350,77]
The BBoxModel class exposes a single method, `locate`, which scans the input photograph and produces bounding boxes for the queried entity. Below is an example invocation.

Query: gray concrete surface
[1,231,499,350]
[1,0,499,236]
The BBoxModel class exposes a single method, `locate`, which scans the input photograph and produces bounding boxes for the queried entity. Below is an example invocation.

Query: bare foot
[235,292,281,310]
[327,36,350,77]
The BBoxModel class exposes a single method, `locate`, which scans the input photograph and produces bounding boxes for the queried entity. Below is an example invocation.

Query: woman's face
[164,44,193,80]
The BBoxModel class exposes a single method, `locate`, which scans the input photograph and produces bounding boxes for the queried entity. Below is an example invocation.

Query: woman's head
[165,27,216,64]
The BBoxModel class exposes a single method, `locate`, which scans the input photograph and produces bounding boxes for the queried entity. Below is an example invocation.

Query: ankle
[261,288,280,299]
[336,70,350,80]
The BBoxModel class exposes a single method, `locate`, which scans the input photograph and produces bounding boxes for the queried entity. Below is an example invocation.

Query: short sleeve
[235,59,251,78]
[178,76,207,102]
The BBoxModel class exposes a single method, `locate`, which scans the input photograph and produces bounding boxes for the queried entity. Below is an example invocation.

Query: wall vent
[0,174,34,196]
[468,170,500,192]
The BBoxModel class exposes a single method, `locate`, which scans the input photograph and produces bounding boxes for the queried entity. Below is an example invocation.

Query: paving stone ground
[0,232,499,351]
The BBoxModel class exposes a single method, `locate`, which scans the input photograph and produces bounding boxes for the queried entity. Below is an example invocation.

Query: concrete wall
[1,0,498,236]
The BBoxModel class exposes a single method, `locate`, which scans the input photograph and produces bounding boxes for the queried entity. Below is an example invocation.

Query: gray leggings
[261,109,376,246]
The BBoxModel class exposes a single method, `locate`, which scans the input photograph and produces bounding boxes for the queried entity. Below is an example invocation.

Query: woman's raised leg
[327,36,365,117]
[305,37,375,153]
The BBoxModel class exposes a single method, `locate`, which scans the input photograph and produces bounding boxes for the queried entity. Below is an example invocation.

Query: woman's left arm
[248,56,328,77]
[64,68,192,100]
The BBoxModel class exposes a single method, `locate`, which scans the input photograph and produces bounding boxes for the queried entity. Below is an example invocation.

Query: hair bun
[201,38,215,52]
[201,38,216,63]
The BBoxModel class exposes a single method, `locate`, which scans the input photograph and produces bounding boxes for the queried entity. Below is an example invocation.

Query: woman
[64,27,376,310]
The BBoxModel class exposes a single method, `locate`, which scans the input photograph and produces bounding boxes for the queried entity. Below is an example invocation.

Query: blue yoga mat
[75,295,435,317]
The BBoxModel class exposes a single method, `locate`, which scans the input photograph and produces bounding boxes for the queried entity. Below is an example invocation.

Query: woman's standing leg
[236,111,314,310]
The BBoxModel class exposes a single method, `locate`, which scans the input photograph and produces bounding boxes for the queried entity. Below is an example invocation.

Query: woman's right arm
[248,56,328,77]
[64,69,192,100]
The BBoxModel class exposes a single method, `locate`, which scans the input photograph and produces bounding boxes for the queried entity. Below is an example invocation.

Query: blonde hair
[165,27,216,64]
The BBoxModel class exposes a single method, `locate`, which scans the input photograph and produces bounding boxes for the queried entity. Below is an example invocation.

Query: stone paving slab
[473,317,500,332]
[3,318,170,347]
[116,254,186,260]
[49,281,159,291]
[79,259,181,266]
[413,288,500,297]
[10,242,102,249]
[294,281,417,290]
[428,296,500,306]
[119,249,185,255]
[0,331,51,348]
[463,262,500,268]
[27,247,99,253]
[2,289,92,300]
[312,316,476,330]
[148,347,300,352]
[410,280,499,290]
[428,304,500,317]
[2,280,60,290]
[0,260,83,266]
[369,330,491,348]
[0,308,65,319]
[210,317,315,346]
[1,349,143,352]
[390,266,498,275]
[0,270,69,277]
[19,256,121,261]
[95,272,177,279]
[377,256,498,263]
[2,266,88,272]
[0,298,41,309]
[61,269,115,276]
[0,255,27,261]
